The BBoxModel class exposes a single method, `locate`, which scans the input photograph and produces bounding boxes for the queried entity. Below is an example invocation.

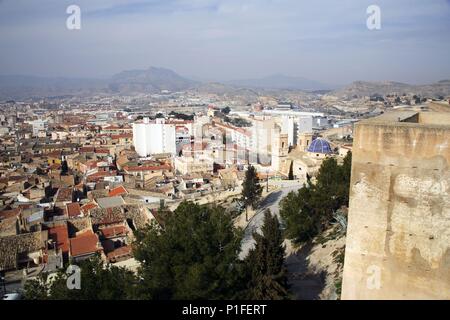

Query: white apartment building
[250,118,274,165]
[133,118,176,157]
[28,119,48,137]
[280,115,313,147]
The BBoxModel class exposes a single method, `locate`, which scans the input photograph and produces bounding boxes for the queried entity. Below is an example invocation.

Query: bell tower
[271,128,288,172]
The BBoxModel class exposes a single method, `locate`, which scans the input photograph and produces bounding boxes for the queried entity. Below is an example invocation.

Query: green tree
[280,185,317,243]
[23,256,136,300]
[241,165,263,210]
[244,210,289,300]
[280,153,352,244]
[23,273,50,300]
[133,202,245,300]
[288,161,294,180]
[61,160,69,175]
[221,106,231,115]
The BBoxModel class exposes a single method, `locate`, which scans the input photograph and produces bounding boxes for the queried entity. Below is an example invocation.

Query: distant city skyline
[1,0,450,85]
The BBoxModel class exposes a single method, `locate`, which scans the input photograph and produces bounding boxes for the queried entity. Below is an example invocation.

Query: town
[0,86,448,299]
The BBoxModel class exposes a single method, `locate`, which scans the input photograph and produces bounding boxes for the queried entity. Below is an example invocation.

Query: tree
[241,165,263,210]
[221,106,231,115]
[280,185,317,243]
[280,153,352,244]
[133,202,245,300]
[23,273,50,300]
[23,256,136,300]
[61,160,69,175]
[244,210,289,299]
[288,161,294,180]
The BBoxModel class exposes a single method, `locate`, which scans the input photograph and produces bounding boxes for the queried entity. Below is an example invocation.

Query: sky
[0,0,449,85]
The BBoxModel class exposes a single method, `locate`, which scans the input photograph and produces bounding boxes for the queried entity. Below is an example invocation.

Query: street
[238,182,302,260]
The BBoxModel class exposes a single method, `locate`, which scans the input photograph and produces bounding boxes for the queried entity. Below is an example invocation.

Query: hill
[329,80,450,99]
[227,74,331,91]
[108,66,197,94]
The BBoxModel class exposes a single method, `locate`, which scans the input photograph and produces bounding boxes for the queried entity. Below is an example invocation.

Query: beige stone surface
[342,112,450,300]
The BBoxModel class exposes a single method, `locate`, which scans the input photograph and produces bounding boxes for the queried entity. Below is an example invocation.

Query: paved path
[238,182,302,260]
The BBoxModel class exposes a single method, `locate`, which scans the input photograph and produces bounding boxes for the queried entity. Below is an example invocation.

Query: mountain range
[329,80,450,99]
[0,67,448,100]
[225,74,331,91]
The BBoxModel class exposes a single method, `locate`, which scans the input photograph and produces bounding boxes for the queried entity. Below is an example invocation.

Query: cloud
[0,0,449,84]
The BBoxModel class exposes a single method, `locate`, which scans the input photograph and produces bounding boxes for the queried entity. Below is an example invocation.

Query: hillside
[227,74,331,91]
[0,67,198,100]
[285,225,346,300]
[108,66,197,94]
[329,80,450,99]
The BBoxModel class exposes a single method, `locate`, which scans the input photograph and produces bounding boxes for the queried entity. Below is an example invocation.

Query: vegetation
[24,201,292,300]
[169,111,194,121]
[288,161,294,180]
[224,116,251,127]
[221,106,231,115]
[60,160,69,175]
[280,152,352,244]
[23,256,136,300]
[243,210,289,300]
[241,165,263,210]
[133,202,245,299]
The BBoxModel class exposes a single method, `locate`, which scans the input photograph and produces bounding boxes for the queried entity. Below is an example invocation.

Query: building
[281,115,313,147]
[174,156,214,175]
[297,132,314,152]
[271,128,288,172]
[132,118,176,157]
[28,119,48,137]
[306,137,333,159]
[342,111,450,300]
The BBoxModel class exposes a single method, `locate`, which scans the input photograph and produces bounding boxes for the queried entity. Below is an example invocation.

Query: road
[238,182,302,260]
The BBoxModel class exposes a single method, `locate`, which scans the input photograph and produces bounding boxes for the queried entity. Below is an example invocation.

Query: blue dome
[307,138,332,154]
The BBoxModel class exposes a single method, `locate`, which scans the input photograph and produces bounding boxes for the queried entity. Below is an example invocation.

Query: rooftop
[96,196,126,209]
[307,138,332,154]
[66,202,82,218]
[69,230,101,257]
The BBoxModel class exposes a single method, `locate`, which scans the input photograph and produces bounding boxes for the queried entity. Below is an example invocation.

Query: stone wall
[342,112,450,300]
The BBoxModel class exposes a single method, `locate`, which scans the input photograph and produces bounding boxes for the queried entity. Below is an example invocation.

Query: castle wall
[342,115,450,299]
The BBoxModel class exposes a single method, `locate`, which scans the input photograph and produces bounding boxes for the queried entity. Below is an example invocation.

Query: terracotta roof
[79,147,95,153]
[0,208,21,221]
[106,246,132,262]
[111,134,133,139]
[48,225,69,254]
[95,149,110,154]
[80,202,98,214]
[66,202,82,218]
[69,230,101,257]
[99,225,127,238]
[55,187,73,202]
[108,185,128,197]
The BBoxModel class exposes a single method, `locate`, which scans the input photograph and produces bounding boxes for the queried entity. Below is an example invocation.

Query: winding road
[238,182,302,260]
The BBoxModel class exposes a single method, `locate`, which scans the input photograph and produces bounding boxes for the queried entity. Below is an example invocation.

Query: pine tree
[280,153,353,244]
[133,202,245,300]
[61,160,69,175]
[23,256,136,300]
[244,210,289,300]
[288,161,294,180]
[241,165,263,210]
